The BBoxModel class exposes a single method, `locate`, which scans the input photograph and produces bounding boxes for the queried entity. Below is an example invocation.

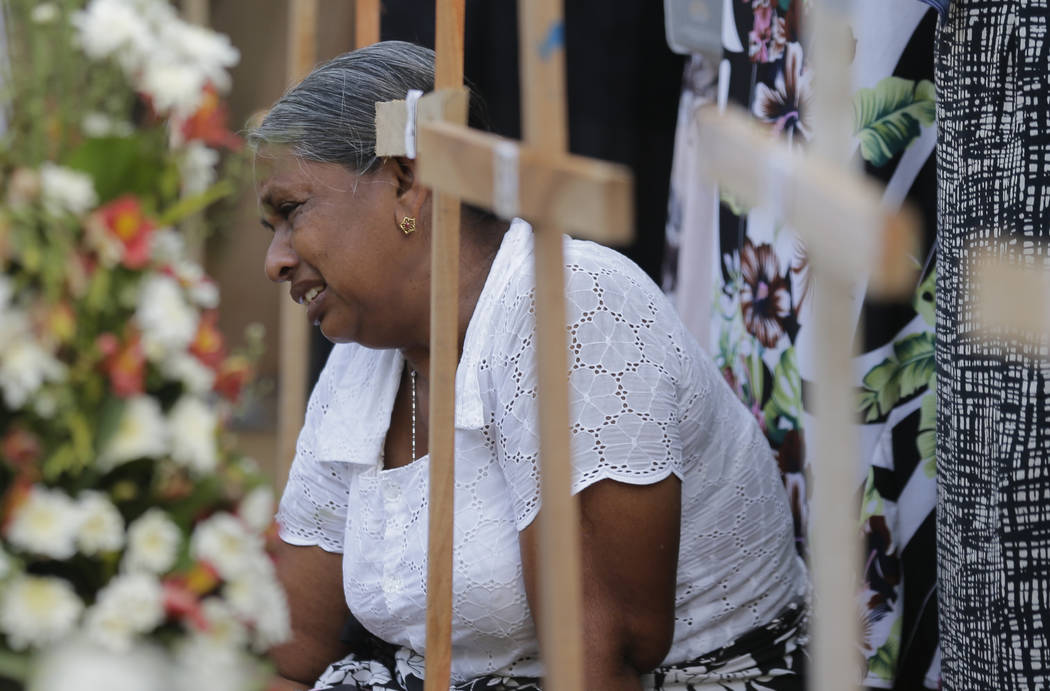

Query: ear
[392,157,428,222]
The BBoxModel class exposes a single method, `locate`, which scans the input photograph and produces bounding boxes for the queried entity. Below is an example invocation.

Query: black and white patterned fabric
[313,600,807,691]
[935,1,1050,688]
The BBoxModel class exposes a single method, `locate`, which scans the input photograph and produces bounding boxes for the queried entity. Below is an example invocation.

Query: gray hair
[249,41,478,175]
[249,41,499,228]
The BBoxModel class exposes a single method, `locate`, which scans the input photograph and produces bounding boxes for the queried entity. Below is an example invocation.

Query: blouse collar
[310,219,532,466]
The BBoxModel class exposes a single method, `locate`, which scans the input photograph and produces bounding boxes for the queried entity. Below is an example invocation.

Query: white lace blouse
[277,219,807,683]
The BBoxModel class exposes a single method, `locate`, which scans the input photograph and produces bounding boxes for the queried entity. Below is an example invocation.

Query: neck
[402,214,507,384]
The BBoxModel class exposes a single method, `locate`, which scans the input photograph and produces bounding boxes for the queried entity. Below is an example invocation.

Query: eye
[279,200,303,218]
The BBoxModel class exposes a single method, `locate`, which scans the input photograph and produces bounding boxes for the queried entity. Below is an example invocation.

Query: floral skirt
[311,600,807,691]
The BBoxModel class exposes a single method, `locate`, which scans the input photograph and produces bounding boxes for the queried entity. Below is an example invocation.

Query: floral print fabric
[664,1,942,688]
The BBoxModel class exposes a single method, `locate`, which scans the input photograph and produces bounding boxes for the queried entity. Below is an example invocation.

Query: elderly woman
[253,42,807,691]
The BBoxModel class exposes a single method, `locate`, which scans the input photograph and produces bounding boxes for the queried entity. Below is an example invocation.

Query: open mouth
[301,284,326,307]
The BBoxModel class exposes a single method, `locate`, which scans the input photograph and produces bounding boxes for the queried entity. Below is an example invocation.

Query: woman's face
[258,149,430,347]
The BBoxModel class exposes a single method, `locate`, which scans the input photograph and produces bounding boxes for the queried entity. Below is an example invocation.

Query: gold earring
[399,216,416,235]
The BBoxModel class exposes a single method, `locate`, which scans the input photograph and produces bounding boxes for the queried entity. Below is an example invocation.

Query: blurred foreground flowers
[0,1,288,689]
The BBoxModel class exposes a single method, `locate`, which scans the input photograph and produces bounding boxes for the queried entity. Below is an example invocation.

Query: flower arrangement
[0,1,288,688]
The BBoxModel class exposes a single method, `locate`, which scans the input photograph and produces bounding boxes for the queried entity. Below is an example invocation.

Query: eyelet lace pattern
[277,220,807,682]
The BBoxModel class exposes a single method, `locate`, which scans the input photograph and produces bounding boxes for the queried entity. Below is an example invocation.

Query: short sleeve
[485,254,685,530]
[275,348,357,553]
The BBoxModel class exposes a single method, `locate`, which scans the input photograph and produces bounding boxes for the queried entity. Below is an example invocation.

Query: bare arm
[269,540,353,685]
[519,476,681,690]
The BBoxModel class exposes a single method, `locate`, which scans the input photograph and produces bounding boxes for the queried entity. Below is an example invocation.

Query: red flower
[2,426,42,468]
[190,311,226,369]
[181,85,242,151]
[214,354,253,403]
[97,330,145,397]
[95,196,155,269]
[162,580,210,632]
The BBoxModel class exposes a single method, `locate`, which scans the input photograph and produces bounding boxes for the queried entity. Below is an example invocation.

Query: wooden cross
[374,2,633,689]
[276,0,381,491]
[692,3,922,690]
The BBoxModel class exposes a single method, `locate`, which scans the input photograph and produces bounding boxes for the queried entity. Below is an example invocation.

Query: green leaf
[63,136,168,204]
[917,385,936,478]
[95,395,127,457]
[860,467,885,524]
[853,77,936,167]
[858,332,935,420]
[867,616,902,681]
[157,180,234,226]
[913,268,936,328]
[763,347,802,430]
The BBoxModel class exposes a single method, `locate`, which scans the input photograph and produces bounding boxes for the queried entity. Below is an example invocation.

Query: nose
[264,228,297,283]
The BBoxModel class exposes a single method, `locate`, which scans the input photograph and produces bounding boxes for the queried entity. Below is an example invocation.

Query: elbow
[622,615,675,674]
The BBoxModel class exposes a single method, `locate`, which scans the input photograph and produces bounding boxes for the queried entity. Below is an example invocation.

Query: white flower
[157,21,239,92]
[27,635,171,691]
[139,59,207,116]
[6,486,81,559]
[0,276,14,308]
[81,112,133,138]
[238,487,275,533]
[173,260,220,309]
[98,396,168,470]
[0,575,83,650]
[72,0,152,73]
[179,141,219,197]
[150,228,184,264]
[190,280,219,309]
[123,509,180,574]
[190,513,261,580]
[31,3,59,23]
[168,396,218,473]
[136,274,198,358]
[84,573,164,652]
[76,491,125,555]
[0,337,66,409]
[172,635,253,691]
[40,162,98,216]
[161,352,215,394]
[221,553,290,651]
[199,597,248,649]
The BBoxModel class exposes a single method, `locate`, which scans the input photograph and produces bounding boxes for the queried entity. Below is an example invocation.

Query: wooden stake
[424,2,467,690]
[276,0,318,491]
[354,0,381,47]
[518,2,585,690]
[807,5,863,690]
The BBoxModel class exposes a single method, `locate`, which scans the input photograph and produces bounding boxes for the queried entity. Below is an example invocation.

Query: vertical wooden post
[276,0,318,491]
[424,2,466,689]
[355,0,381,47]
[806,3,861,690]
[518,2,586,690]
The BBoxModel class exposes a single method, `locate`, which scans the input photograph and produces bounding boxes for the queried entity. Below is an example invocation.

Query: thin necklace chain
[409,368,417,461]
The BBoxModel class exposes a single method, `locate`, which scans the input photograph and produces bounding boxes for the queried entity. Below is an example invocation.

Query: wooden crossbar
[416,122,632,243]
[976,255,1050,340]
[379,98,633,244]
[695,107,920,299]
